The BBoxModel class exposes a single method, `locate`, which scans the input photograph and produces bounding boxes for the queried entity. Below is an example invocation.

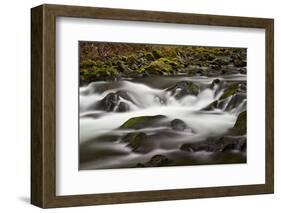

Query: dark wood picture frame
[31,4,274,208]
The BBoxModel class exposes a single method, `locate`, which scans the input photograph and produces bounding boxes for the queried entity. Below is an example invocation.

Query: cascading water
[79,75,246,169]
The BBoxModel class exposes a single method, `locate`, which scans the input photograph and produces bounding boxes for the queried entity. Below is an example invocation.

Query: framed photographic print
[31,4,274,208]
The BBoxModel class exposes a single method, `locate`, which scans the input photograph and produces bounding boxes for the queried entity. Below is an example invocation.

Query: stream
[79,75,246,170]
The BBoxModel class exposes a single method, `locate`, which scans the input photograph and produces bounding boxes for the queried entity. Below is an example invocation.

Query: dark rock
[181,142,217,152]
[117,61,132,73]
[122,132,147,151]
[234,59,247,67]
[239,67,247,74]
[219,83,246,100]
[232,111,247,135]
[167,81,200,99]
[139,155,170,167]
[100,92,120,111]
[93,90,134,112]
[171,119,187,131]
[224,93,246,111]
[211,79,221,89]
[116,102,130,112]
[218,136,246,152]
[152,50,162,59]
[201,100,221,111]
[154,95,167,105]
[221,67,240,75]
[180,136,246,153]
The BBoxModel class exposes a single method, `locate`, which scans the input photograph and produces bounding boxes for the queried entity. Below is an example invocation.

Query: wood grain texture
[31,4,274,208]
[31,5,43,207]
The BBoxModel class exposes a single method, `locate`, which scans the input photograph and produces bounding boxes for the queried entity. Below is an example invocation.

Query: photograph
[79,41,247,170]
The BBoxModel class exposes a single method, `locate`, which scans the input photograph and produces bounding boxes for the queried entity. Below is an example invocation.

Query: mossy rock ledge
[120,115,167,129]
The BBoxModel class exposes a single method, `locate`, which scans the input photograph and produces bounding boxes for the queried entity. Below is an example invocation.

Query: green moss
[220,83,240,100]
[79,45,246,81]
[233,111,247,135]
[120,115,166,129]
[143,57,180,75]
[152,50,162,59]
[144,52,155,61]
[79,59,118,81]
[210,57,230,66]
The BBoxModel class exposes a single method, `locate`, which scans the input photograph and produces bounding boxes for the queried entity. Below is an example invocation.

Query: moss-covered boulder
[232,111,247,135]
[167,81,200,99]
[152,50,162,59]
[219,83,242,100]
[79,60,119,83]
[120,115,166,129]
[143,58,179,75]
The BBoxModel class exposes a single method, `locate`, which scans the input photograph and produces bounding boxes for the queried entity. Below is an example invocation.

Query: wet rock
[116,61,132,73]
[116,101,130,112]
[167,81,200,99]
[122,132,147,151]
[221,67,240,75]
[171,119,187,131]
[100,92,120,111]
[219,83,246,100]
[234,59,247,67]
[232,111,247,135]
[180,136,246,153]
[201,99,228,111]
[224,93,246,111]
[239,67,247,74]
[154,95,167,105]
[137,155,170,167]
[210,57,231,66]
[94,91,133,112]
[120,115,167,129]
[210,79,221,89]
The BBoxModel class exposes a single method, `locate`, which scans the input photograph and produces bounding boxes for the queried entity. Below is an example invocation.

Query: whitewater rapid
[79,75,246,169]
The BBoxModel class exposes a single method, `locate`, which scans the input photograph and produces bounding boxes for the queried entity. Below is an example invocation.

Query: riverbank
[79,42,246,84]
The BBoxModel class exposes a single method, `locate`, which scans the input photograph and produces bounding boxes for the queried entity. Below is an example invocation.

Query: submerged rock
[167,81,200,99]
[137,155,170,167]
[116,101,130,112]
[180,135,246,153]
[120,115,166,129]
[171,119,187,131]
[122,132,147,151]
